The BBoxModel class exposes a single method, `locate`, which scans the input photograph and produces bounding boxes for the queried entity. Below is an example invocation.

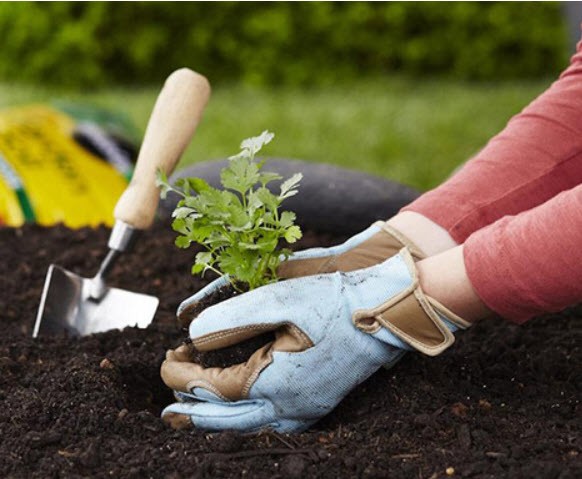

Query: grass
[0,77,551,191]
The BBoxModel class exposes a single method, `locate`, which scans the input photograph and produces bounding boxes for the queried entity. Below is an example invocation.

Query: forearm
[386,211,458,256]
[416,245,491,323]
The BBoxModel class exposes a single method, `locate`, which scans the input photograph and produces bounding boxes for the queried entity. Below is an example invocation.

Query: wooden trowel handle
[113,68,211,230]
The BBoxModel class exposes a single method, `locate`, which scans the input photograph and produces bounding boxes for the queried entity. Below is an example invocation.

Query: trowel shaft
[89,220,139,300]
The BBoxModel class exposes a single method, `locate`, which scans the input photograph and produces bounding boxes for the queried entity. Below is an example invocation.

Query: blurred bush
[0,2,568,88]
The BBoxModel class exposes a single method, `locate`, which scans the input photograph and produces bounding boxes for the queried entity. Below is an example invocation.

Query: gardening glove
[177,221,425,328]
[161,248,470,433]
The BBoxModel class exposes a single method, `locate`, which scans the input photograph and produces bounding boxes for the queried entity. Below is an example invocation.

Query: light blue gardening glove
[176,221,425,328]
[161,249,470,433]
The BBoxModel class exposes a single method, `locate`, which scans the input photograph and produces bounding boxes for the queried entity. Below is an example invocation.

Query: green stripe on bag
[0,151,36,222]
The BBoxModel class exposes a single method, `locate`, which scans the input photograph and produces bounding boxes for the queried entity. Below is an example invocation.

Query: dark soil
[0,223,580,479]
[179,284,276,369]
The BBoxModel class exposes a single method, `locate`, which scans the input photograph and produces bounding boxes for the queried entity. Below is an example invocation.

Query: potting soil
[0,223,580,478]
[178,283,276,369]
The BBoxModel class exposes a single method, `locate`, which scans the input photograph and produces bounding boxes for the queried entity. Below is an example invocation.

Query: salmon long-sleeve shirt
[404,39,582,323]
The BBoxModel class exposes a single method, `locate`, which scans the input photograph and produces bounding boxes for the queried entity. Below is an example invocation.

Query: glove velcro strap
[353,248,470,356]
[375,222,426,261]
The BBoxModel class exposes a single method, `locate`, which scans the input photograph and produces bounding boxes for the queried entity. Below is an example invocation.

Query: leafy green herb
[156,130,302,290]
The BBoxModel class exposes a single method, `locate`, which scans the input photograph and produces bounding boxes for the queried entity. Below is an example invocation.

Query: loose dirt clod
[100,358,114,369]
[0,223,580,478]
[450,402,469,418]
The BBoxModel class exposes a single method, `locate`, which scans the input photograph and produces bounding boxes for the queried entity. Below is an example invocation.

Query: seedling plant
[156,131,302,291]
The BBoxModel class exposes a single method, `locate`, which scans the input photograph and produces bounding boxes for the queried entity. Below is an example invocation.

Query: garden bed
[0,223,579,478]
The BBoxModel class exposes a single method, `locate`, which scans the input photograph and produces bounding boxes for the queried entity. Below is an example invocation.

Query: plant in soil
[156,130,303,366]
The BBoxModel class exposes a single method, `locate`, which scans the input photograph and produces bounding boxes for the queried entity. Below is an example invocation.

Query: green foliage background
[0,2,568,88]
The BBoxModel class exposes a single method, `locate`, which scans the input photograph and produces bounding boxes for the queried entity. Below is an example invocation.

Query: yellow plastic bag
[0,105,132,228]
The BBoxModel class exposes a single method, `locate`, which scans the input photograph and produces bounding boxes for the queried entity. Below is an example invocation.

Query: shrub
[0,2,568,88]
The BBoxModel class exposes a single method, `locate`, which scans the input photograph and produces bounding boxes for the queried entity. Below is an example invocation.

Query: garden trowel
[33,68,211,337]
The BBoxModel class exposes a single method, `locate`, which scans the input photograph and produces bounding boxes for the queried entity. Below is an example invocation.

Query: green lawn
[0,77,550,191]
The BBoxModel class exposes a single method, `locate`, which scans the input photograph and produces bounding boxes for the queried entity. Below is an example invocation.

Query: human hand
[161,249,468,433]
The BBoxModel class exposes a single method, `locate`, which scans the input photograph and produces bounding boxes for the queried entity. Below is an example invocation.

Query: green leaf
[191,262,205,275]
[259,171,283,186]
[221,157,260,194]
[189,224,217,243]
[280,189,299,200]
[171,217,189,234]
[240,130,274,156]
[175,177,211,195]
[284,225,302,243]
[219,247,254,281]
[258,171,282,186]
[195,188,229,214]
[175,235,191,248]
[172,206,197,219]
[247,190,264,214]
[222,189,242,205]
[279,211,296,228]
[280,173,302,199]
[256,187,280,212]
[238,241,262,250]
[155,169,172,199]
[228,149,252,161]
[196,251,214,266]
[174,178,191,196]
[155,169,168,187]
[260,236,278,252]
[188,177,211,193]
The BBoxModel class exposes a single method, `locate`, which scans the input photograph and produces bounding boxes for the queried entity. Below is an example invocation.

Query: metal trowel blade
[33,264,159,337]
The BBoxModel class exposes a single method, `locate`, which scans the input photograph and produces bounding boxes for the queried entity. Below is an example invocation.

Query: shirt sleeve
[463,185,582,323]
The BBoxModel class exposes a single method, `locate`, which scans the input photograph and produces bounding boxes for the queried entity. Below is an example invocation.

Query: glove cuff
[353,248,471,356]
[374,221,426,261]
